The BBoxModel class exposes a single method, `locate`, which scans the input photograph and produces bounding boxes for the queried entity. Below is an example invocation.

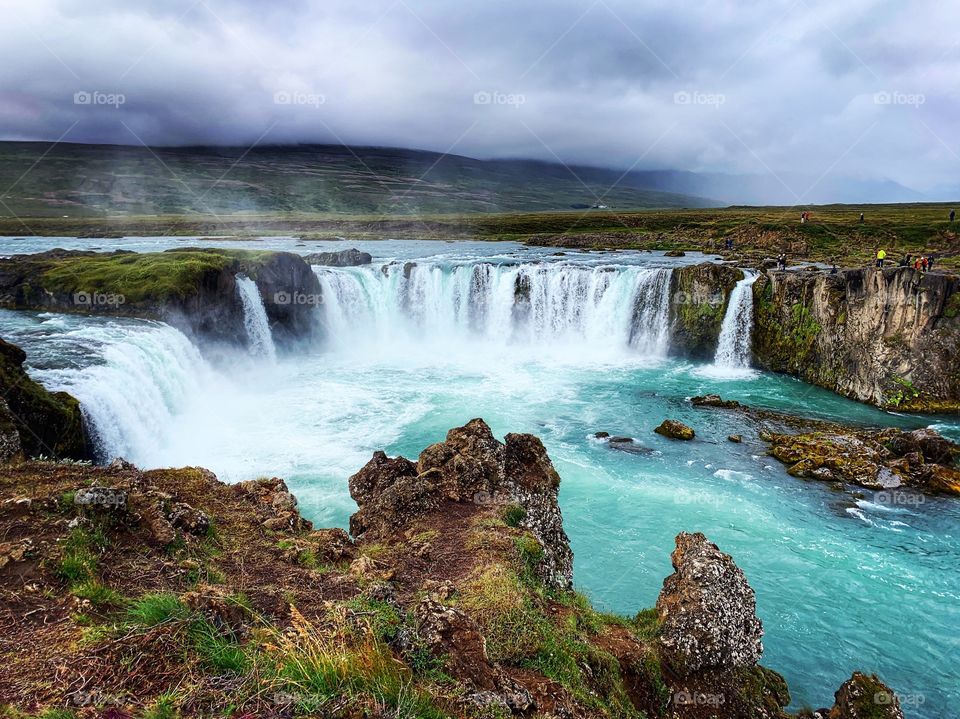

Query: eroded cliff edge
[0,419,903,719]
[753,267,960,411]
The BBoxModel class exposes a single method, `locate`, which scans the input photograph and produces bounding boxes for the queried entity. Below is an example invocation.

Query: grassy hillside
[0,142,712,217]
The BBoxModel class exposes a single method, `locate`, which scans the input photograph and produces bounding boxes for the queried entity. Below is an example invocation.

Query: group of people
[876,250,937,272]
[898,253,936,272]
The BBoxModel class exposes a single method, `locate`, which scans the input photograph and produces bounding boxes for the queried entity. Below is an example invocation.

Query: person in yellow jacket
[876,249,886,268]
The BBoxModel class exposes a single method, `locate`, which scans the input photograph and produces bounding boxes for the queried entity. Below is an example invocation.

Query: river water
[1,237,957,717]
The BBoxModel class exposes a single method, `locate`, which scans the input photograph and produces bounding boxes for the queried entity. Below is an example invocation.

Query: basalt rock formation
[350,418,573,591]
[0,421,904,719]
[0,248,321,348]
[669,262,744,359]
[0,336,89,461]
[752,266,960,411]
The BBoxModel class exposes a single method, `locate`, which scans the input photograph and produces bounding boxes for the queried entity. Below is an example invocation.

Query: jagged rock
[829,672,904,719]
[654,419,696,440]
[167,502,210,536]
[350,419,573,590]
[108,457,137,471]
[306,528,356,564]
[656,532,763,676]
[233,477,312,532]
[728,434,743,443]
[764,428,960,495]
[692,394,742,409]
[594,431,610,439]
[303,248,372,267]
[0,538,32,569]
[415,599,535,713]
[664,250,686,257]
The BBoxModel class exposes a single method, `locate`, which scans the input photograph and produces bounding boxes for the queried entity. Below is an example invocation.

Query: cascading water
[28,321,215,463]
[314,262,674,356]
[713,271,760,368]
[235,275,277,360]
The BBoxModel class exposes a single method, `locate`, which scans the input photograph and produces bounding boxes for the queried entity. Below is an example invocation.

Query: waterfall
[314,262,674,356]
[31,322,215,463]
[714,271,760,368]
[235,275,277,360]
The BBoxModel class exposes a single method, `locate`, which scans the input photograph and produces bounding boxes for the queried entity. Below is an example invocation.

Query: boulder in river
[654,419,696,440]
[691,394,742,409]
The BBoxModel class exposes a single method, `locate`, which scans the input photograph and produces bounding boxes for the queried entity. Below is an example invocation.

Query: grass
[126,593,190,626]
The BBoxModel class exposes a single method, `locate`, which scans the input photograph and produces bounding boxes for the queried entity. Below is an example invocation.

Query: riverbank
[1,203,958,271]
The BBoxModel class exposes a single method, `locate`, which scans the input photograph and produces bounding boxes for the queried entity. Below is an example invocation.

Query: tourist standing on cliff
[900,254,912,267]
[876,249,886,268]
[928,254,936,271]
[950,209,955,222]
[777,253,787,271]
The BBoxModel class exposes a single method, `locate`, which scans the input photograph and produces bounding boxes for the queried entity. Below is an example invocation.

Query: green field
[1,204,956,270]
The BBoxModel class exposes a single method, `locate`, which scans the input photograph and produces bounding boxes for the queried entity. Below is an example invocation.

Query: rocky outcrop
[822,672,904,719]
[752,267,960,411]
[764,426,960,494]
[669,263,744,359]
[303,248,372,266]
[0,336,89,460]
[655,418,696,440]
[350,418,573,590]
[656,532,764,676]
[0,248,321,349]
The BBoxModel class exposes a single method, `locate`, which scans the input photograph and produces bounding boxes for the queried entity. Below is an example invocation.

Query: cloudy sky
[2,0,958,194]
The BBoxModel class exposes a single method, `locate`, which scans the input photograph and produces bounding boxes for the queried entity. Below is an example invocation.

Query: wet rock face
[349,418,573,590]
[830,672,904,719]
[303,248,372,267]
[669,263,744,359]
[246,251,323,346]
[765,427,960,495]
[656,532,764,676]
[0,337,89,461]
[654,419,696,440]
[752,267,960,411]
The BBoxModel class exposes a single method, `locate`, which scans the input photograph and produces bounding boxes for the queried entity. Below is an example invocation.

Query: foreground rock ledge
[0,419,903,718]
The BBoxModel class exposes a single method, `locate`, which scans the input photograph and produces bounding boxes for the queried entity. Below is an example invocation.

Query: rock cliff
[752,267,960,411]
[0,336,89,461]
[0,248,321,349]
[669,263,744,358]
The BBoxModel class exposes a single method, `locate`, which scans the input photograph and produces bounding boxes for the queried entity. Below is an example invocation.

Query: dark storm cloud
[2,0,958,195]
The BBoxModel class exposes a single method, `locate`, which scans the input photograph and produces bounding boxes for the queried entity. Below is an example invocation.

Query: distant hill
[0,142,715,217]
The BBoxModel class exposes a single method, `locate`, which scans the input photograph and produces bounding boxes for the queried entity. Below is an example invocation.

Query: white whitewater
[713,271,759,368]
[33,322,215,463]
[235,275,276,360]
[315,262,673,357]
